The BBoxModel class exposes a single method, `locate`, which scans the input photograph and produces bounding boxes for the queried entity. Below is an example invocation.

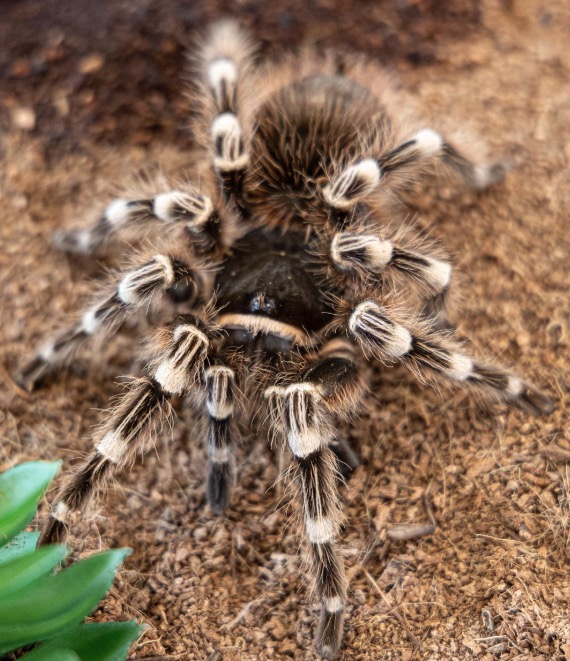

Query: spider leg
[198,22,254,211]
[322,129,507,222]
[329,230,453,329]
[204,359,236,514]
[53,187,228,258]
[265,339,365,659]
[378,129,508,189]
[16,254,201,391]
[344,299,553,415]
[39,313,214,545]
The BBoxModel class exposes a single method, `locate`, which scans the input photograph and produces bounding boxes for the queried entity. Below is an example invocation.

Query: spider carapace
[17,21,553,659]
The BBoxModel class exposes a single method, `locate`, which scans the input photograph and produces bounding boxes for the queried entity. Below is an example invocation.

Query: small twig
[363,568,422,652]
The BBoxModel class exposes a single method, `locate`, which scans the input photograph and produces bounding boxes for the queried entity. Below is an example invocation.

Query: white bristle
[425,258,452,290]
[105,199,132,226]
[412,128,443,156]
[447,353,474,381]
[306,516,336,544]
[207,58,237,89]
[152,190,186,222]
[97,430,128,463]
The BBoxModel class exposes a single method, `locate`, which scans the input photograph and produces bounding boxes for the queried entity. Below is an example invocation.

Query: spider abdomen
[245,75,392,227]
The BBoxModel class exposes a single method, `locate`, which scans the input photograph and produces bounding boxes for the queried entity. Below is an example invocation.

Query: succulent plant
[0,461,142,660]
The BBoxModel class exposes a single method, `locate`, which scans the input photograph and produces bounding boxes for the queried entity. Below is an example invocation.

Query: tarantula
[17,22,553,659]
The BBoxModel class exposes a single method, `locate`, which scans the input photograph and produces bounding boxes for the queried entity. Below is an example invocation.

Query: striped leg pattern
[379,128,507,189]
[347,299,554,415]
[201,23,252,207]
[265,345,364,659]
[16,254,199,391]
[322,129,505,225]
[53,188,225,257]
[204,361,236,514]
[39,314,212,545]
[330,230,453,328]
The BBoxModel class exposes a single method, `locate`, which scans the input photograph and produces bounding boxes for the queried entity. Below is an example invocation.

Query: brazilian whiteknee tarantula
[17,22,553,659]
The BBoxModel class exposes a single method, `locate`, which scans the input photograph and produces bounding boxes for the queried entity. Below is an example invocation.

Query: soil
[1,1,569,660]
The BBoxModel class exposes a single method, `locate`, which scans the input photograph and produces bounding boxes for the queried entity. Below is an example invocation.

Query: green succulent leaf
[0,543,68,599]
[0,547,131,655]
[0,461,61,547]
[20,622,143,661]
[21,649,81,661]
[0,530,41,563]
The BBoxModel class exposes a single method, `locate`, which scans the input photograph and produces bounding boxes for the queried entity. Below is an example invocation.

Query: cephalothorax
[18,22,553,659]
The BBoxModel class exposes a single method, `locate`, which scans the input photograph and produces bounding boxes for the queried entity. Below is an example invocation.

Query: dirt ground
[1,1,569,659]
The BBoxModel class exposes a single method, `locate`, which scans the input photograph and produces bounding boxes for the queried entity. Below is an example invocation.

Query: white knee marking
[81,306,102,334]
[507,376,523,397]
[285,383,325,458]
[331,233,393,270]
[208,58,237,95]
[153,190,213,224]
[205,366,235,420]
[306,516,336,544]
[447,353,474,381]
[425,257,452,290]
[212,113,249,171]
[52,501,69,523]
[323,596,344,613]
[154,325,208,395]
[208,446,231,464]
[74,229,95,253]
[365,238,394,268]
[117,256,174,306]
[39,342,56,361]
[323,159,381,210]
[105,199,132,226]
[173,324,209,346]
[349,301,412,358]
[96,430,128,463]
[412,128,443,156]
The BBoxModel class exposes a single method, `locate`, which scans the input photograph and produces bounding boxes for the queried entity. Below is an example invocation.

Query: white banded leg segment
[96,377,171,463]
[380,128,507,190]
[331,232,452,294]
[152,323,210,396]
[52,198,152,255]
[265,383,328,459]
[297,448,342,545]
[39,452,114,545]
[205,364,235,420]
[40,377,171,546]
[152,190,214,227]
[15,255,196,391]
[211,112,249,172]
[349,300,412,360]
[54,188,222,257]
[207,57,238,113]
[331,233,393,273]
[204,363,236,514]
[152,190,223,256]
[297,447,347,659]
[266,373,350,658]
[117,254,176,305]
[322,159,382,211]
[379,129,444,174]
[348,300,554,414]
